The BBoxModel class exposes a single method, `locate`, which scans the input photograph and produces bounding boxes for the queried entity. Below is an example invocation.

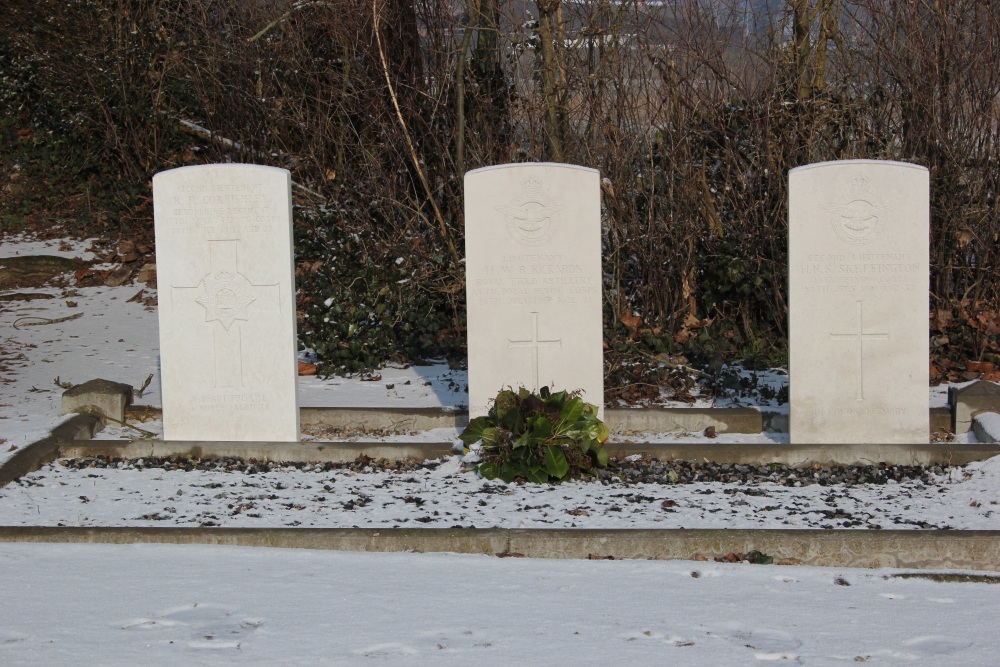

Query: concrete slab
[301,406,763,434]
[603,442,1000,467]
[0,527,996,571]
[4,416,999,573]
[607,407,761,434]
[301,407,466,431]
[4,408,992,489]
[300,406,946,436]
[5,438,993,477]
[56,440,455,464]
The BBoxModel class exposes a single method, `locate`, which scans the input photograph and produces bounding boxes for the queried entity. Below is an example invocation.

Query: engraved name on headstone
[465,163,604,417]
[153,164,299,441]
[789,160,929,443]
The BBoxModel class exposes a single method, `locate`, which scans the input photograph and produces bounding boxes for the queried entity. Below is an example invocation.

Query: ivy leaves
[459,387,610,483]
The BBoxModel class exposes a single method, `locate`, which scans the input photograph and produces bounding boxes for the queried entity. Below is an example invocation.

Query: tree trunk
[537,0,565,162]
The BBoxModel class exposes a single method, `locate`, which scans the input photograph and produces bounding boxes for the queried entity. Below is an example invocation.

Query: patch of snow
[0,234,98,260]
[974,412,1000,443]
[0,543,997,665]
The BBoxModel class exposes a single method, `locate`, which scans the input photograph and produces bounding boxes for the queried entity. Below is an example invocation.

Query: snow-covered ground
[2,542,999,666]
[2,232,1000,665]
[3,453,999,531]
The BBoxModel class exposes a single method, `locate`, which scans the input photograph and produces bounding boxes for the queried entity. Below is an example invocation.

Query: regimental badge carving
[495,177,564,246]
[825,176,892,246]
[195,270,257,330]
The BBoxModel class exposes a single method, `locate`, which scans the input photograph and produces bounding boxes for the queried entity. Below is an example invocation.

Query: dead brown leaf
[776,558,802,566]
[620,312,643,330]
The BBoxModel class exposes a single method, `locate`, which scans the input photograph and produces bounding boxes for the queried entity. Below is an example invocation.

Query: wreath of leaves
[460,387,610,483]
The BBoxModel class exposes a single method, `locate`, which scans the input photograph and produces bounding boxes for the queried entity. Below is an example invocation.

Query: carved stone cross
[173,239,279,388]
[507,311,562,391]
[829,300,890,401]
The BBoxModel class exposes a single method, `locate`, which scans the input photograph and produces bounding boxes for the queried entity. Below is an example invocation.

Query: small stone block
[61,378,133,423]
[137,263,157,285]
[949,380,1000,433]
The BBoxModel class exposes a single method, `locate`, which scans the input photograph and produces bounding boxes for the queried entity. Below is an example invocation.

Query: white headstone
[153,164,300,441]
[789,160,929,444]
[465,163,603,417]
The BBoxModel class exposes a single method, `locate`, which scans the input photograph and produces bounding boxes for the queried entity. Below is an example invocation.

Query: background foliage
[1,0,998,382]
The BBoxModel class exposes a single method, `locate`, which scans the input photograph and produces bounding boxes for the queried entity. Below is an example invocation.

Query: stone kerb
[464,163,603,418]
[153,164,300,442]
[789,160,929,444]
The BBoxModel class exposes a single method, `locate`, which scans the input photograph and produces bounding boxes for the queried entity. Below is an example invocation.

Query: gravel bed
[55,454,940,488]
[2,454,991,531]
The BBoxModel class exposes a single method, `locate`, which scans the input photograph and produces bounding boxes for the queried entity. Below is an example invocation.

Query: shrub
[459,387,610,484]
[294,206,465,374]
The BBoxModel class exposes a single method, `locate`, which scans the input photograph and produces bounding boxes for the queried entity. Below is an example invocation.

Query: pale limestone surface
[789,160,929,444]
[153,164,299,441]
[465,163,603,417]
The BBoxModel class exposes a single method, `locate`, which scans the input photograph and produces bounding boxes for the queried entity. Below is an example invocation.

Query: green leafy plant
[459,387,610,483]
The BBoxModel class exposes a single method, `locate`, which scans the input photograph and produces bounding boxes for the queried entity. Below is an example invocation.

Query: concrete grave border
[2,407,996,491]
[0,526,997,571]
[2,409,998,571]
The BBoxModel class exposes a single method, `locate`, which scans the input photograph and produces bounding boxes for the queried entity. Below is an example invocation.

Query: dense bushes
[294,205,465,374]
[2,1,998,378]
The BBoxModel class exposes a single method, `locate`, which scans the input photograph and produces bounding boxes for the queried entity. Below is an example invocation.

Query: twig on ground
[53,377,74,389]
[135,373,153,399]
[95,413,157,440]
[13,313,83,329]
[634,349,709,378]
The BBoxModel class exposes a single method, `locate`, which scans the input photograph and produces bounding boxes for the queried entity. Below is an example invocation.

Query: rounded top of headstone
[153,163,290,183]
[952,379,1000,399]
[466,162,599,178]
[790,159,928,175]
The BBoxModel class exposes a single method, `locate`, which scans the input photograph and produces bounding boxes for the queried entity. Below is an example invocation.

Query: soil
[0,254,91,290]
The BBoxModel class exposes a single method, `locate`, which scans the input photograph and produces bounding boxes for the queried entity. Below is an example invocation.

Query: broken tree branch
[178,119,325,201]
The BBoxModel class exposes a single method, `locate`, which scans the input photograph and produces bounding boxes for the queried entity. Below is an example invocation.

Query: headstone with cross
[789,160,929,444]
[153,164,300,441]
[465,163,603,418]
